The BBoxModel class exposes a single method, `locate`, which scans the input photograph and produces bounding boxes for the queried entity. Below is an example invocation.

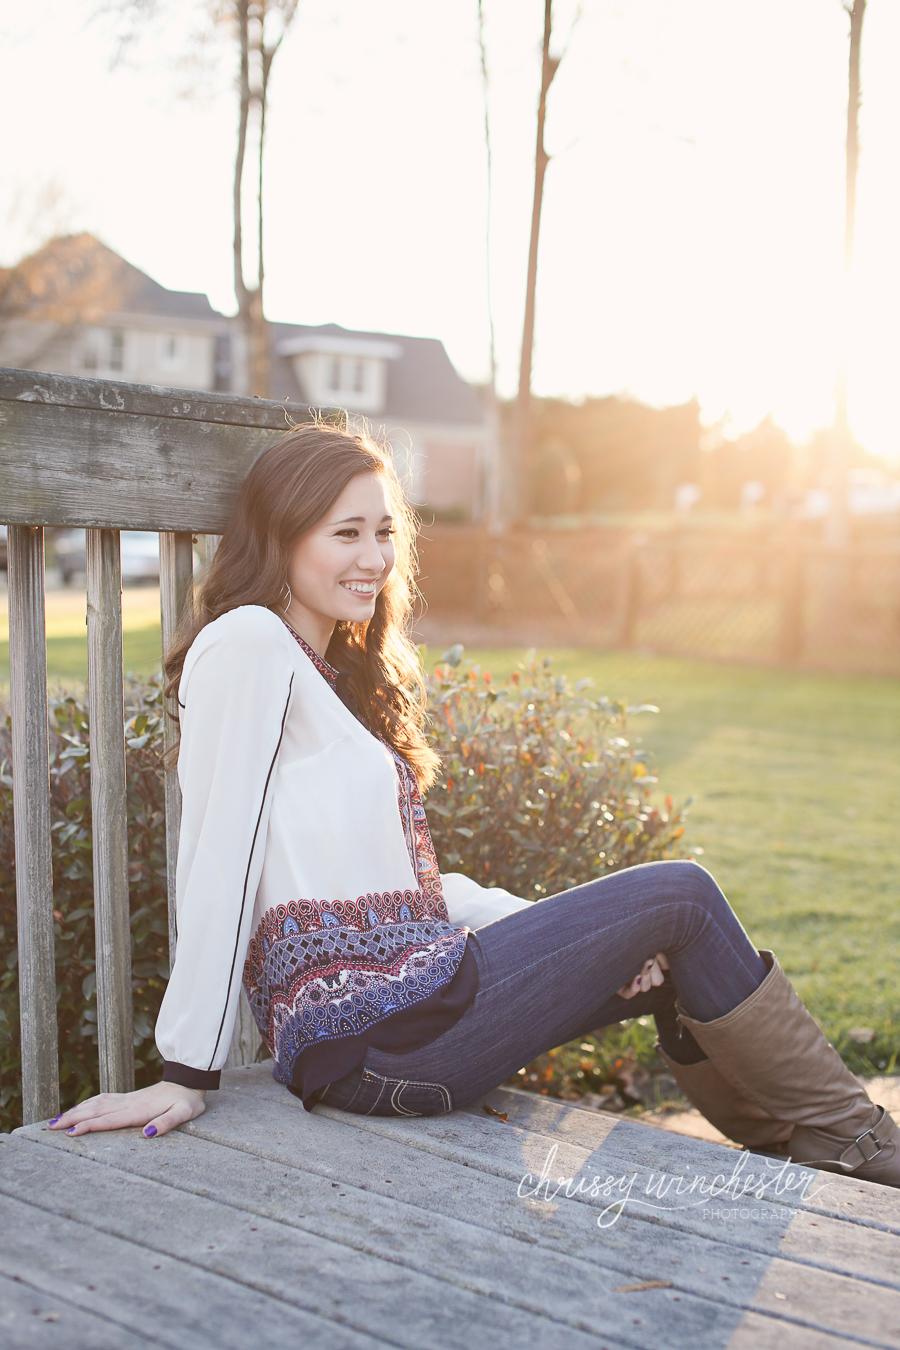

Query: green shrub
[0,650,689,1133]
[0,679,170,1134]
[424,647,690,896]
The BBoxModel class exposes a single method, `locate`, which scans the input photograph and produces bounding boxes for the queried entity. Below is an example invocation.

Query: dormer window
[81,327,125,375]
[279,333,402,415]
[326,355,371,399]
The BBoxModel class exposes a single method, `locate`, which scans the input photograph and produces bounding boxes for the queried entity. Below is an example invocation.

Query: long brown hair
[163,420,440,790]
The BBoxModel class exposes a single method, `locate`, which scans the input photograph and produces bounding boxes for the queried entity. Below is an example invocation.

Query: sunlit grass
[424,644,900,1078]
[0,584,165,688]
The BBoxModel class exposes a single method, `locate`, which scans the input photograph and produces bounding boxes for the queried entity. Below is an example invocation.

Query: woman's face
[282,472,396,653]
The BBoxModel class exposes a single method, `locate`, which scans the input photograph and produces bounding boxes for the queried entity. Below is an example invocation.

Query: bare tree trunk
[477,0,503,534]
[827,0,866,548]
[509,0,559,526]
[249,21,274,400]
[233,0,256,392]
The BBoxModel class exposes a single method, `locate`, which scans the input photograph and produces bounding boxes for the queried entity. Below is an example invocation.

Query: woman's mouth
[340,581,377,596]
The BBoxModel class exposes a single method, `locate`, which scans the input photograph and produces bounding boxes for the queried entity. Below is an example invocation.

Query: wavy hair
[163,420,439,790]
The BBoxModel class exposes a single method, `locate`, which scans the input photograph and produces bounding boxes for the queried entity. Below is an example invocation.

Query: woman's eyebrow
[331,514,394,525]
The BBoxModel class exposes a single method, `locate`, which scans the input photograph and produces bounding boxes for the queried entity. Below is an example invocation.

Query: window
[109,331,124,372]
[81,328,125,375]
[324,355,369,399]
[213,335,232,392]
[158,334,185,370]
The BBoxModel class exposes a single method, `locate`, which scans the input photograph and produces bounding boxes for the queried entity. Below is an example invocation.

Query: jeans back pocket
[360,1069,452,1117]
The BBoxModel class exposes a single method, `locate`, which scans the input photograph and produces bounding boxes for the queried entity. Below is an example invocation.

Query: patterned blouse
[155,606,525,1104]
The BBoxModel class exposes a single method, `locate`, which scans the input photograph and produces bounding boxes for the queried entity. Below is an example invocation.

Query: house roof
[0,233,220,324]
[1,236,484,429]
[271,322,484,428]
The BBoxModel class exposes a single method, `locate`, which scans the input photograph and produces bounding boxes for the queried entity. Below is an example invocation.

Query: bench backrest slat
[159,532,195,968]
[0,369,296,532]
[86,529,135,1094]
[7,525,59,1124]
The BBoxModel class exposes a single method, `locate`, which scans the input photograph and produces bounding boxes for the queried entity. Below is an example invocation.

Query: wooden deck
[2,1064,899,1350]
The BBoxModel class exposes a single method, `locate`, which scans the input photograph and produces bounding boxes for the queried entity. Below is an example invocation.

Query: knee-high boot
[674,951,900,1188]
[656,1046,794,1152]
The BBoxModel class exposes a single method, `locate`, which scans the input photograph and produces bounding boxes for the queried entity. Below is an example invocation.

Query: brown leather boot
[674,951,900,1188]
[657,1046,793,1153]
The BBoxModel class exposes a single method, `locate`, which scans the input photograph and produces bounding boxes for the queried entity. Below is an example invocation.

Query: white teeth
[342,582,376,594]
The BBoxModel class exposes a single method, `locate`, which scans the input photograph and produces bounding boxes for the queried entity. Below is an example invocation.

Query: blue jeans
[318,860,767,1118]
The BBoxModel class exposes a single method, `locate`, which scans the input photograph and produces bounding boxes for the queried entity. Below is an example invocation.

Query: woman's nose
[356,536,386,573]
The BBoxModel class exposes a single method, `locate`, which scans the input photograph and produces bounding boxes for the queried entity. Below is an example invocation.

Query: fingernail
[143,1125,157,1138]
[48,1115,61,1125]
[66,1127,76,1135]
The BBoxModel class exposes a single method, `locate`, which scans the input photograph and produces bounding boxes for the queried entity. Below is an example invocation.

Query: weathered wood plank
[0,1271,158,1350]
[6,526,59,1125]
[174,1072,900,1290]
[2,1137,628,1350]
[158,531,194,968]
[85,530,134,1094]
[0,1179,387,1350]
[726,1311,871,1350]
[20,1108,794,1304]
[0,365,312,430]
[15,1113,900,1349]
[0,401,277,531]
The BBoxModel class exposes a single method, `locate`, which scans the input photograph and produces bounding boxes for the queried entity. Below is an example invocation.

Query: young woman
[49,424,899,1188]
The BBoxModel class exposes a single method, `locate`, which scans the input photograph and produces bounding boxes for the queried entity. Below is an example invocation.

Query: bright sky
[2,0,898,458]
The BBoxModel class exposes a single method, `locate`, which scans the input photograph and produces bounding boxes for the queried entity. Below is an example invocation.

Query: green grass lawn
[0,586,165,689]
[3,590,898,1074]
[425,645,900,1075]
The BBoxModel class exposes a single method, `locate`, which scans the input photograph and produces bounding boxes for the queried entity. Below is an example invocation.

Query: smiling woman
[282,473,397,659]
[45,419,900,1189]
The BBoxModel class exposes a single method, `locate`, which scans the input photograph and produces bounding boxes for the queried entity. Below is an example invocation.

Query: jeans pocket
[359,1069,452,1117]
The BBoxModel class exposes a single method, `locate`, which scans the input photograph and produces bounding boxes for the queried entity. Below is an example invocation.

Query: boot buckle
[841,1116,885,1169]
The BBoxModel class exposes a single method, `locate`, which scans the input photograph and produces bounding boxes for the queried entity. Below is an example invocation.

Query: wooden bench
[2,366,898,1348]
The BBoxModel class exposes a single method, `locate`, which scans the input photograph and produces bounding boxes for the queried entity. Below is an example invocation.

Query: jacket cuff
[162,1061,221,1091]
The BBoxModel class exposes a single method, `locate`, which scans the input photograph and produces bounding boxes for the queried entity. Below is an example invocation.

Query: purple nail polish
[144,1125,157,1138]
[66,1127,76,1135]
[48,1115,62,1125]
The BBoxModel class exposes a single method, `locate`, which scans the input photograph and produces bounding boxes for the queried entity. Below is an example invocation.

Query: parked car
[55,530,162,586]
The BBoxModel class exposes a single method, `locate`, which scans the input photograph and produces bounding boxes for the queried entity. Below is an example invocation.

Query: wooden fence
[0,366,307,1124]
[415,526,900,675]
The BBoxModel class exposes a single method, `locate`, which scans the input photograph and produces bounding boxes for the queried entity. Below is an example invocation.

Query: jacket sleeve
[440,871,532,929]
[155,613,296,1090]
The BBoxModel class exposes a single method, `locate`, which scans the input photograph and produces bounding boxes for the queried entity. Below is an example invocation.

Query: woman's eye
[378,528,395,540]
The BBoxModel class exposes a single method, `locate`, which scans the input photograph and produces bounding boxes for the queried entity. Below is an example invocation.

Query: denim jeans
[317,859,767,1118]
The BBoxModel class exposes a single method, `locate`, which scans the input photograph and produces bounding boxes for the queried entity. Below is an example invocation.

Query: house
[0,235,486,519]
[0,234,236,395]
[270,322,485,519]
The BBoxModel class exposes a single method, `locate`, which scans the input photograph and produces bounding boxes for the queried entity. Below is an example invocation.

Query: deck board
[3,1064,899,1350]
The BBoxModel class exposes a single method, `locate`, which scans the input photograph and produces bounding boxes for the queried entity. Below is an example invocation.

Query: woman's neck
[278,604,334,659]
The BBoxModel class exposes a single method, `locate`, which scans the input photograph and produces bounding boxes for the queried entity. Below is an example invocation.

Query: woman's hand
[47,1081,206,1139]
[617,951,669,1000]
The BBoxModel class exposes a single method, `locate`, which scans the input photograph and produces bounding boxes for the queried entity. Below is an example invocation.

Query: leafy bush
[0,680,170,1133]
[0,650,690,1132]
[424,646,690,897]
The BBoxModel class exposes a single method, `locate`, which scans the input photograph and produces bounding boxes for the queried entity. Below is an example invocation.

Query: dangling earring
[280,581,292,614]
